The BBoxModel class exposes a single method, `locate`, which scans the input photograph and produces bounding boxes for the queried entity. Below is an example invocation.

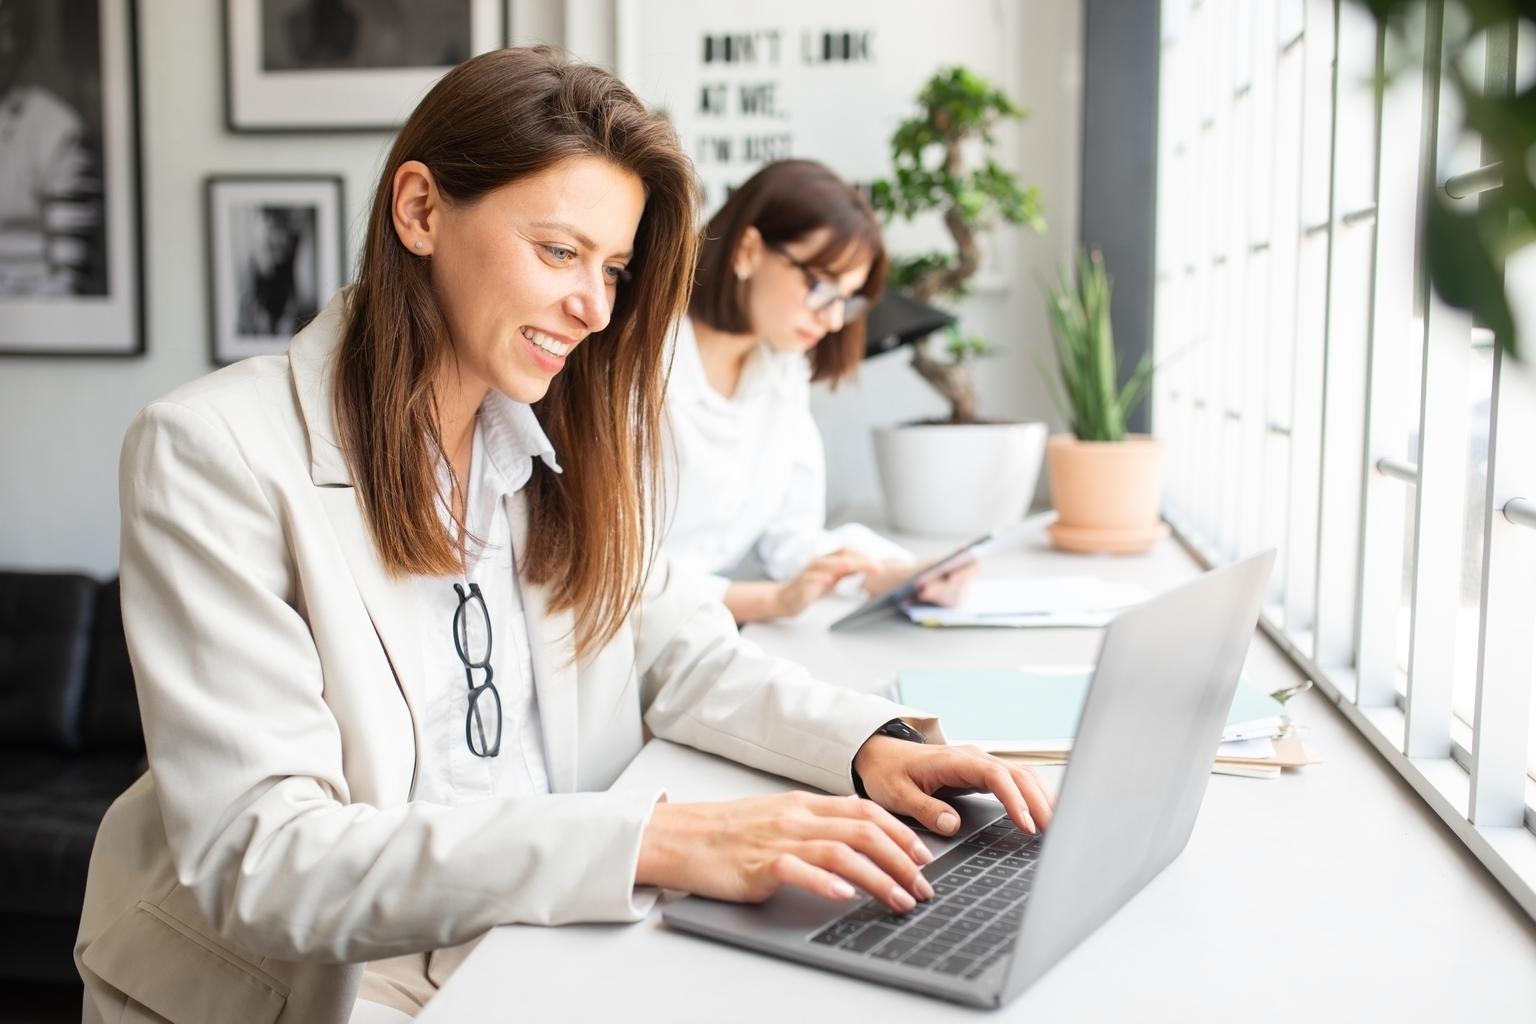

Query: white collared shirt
[660,316,911,599]
[410,392,562,806]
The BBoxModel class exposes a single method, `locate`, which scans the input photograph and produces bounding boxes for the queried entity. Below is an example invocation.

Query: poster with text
[615,0,1018,287]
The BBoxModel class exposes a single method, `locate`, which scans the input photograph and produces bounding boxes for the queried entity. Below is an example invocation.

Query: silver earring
[735,268,747,281]
[413,240,424,250]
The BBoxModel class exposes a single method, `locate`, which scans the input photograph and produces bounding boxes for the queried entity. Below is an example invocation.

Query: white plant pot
[872,421,1048,536]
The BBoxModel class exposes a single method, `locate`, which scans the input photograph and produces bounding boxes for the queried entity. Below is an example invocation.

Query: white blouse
[660,316,910,600]
[410,391,561,805]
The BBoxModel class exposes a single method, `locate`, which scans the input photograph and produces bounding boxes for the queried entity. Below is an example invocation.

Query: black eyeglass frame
[766,243,871,322]
[452,582,502,758]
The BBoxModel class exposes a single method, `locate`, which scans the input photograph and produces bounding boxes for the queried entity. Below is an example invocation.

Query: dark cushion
[0,912,90,983]
[0,573,97,751]
[80,579,142,752]
[0,751,143,918]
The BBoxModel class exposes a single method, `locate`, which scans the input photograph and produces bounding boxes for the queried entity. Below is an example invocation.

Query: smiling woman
[73,46,1051,1024]
[338,50,698,655]
[417,161,644,399]
[375,153,653,635]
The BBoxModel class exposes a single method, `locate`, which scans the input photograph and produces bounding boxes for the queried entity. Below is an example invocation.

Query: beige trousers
[352,935,485,1019]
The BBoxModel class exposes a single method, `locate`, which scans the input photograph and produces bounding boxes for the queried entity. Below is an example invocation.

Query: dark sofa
[0,572,143,984]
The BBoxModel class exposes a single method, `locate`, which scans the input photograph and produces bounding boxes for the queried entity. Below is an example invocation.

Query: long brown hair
[335,46,699,659]
[690,159,886,384]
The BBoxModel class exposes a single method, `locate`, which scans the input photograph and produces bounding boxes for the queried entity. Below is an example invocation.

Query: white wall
[0,0,1081,576]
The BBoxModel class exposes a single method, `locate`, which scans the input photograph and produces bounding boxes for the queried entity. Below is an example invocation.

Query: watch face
[883,720,925,743]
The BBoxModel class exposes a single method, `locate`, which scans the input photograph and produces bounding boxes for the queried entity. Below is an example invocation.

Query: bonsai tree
[1039,249,1154,441]
[871,67,1045,423]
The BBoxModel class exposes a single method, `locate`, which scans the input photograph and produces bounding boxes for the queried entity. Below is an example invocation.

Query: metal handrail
[1505,497,1536,531]
[1444,163,1502,199]
[1376,456,1419,485]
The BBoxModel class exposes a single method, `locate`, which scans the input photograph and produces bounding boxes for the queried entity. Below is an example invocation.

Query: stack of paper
[897,666,1315,779]
[1206,734,1314,778]
[904,576,1151,628]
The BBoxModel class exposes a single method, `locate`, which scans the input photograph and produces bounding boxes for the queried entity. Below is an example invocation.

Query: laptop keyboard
[808,816,1041,980]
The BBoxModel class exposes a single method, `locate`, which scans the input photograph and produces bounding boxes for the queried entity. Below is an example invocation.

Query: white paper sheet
[904,576,1152,628]
[1216,737,1277,760]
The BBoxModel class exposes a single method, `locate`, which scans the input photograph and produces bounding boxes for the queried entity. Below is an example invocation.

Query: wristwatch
[851,718,926,798]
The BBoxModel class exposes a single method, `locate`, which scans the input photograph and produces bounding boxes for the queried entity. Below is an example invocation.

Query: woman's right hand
[773,550,877,618]
[635,792,935,913]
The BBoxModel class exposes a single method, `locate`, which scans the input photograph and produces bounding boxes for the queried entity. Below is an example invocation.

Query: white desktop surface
[419,518,1536,1023]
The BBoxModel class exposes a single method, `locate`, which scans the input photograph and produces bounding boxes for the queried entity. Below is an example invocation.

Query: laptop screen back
[1000,551,1274,1001]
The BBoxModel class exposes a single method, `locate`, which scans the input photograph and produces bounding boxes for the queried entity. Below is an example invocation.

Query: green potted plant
[1038,249,1168,553]
[867,66,1049,535]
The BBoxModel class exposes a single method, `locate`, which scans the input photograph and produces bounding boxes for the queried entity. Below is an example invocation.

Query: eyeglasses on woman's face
[767,243,870,323]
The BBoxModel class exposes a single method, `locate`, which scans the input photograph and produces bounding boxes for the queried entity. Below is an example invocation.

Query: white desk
[421,518,1536,1023]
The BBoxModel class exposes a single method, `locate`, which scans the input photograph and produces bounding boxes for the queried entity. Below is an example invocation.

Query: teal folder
[897,667,1286,751]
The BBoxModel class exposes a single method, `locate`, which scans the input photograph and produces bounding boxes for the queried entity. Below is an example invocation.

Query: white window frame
[1155,0,1536,921]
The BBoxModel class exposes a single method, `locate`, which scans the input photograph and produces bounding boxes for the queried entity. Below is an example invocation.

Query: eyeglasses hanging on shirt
[768,243,871,322]
[452,581,502,757]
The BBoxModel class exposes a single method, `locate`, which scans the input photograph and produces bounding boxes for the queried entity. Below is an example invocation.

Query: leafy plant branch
[1363,0,1534,359]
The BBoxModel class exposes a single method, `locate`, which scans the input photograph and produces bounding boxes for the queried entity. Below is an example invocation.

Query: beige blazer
[75,297,930,1024]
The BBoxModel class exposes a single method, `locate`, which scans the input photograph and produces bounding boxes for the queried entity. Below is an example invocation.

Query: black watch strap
[852,718,926,798]
[876,718,926,744]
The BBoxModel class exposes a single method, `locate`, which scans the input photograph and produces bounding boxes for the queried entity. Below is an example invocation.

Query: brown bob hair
[335,46,700,659]
[690,159,886,385]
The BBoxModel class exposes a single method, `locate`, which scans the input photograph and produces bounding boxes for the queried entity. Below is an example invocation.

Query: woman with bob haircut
[663,159,973,624]
[72,49,1050,1024]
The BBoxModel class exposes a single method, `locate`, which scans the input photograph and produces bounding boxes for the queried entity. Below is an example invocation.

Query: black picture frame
[205,174,346,366]
[0,0,144,357]
[223,0,509,133]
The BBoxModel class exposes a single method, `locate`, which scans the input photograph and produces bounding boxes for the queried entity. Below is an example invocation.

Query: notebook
[896,666,1286,753]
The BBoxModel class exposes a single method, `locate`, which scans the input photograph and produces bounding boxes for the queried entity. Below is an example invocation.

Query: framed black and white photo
[206,175,345,366]
[0,0,143,356]
[224,0,506,132]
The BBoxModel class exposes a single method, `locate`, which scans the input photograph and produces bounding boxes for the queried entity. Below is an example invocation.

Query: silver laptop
[663,550,1276,1009]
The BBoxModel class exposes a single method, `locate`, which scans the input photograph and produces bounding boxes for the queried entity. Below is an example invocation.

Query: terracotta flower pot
[1044,433,1169,553]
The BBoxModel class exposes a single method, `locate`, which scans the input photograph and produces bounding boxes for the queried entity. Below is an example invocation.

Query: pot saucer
[1047,519,1170,554]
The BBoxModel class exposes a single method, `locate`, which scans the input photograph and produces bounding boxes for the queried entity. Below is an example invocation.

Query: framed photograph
[224,0,507,132]
[0,0,143,356]
[206,175,345,366]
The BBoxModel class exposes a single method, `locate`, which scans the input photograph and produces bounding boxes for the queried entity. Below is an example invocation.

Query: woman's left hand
[912,558,978,606]
[861,560,920,598]
[862,557,979,606]
[851,735,1055,837]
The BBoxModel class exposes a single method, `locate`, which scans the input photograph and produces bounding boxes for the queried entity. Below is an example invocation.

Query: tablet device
[827,531,997,631]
